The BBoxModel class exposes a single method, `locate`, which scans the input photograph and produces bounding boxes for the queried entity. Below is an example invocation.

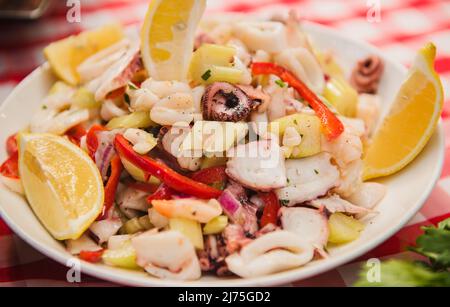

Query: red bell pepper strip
[6,134,18,157]
[127,181,159,194]
[0,152,19,179]
[251,62,344,140]
[191,166,227,185]
[97,155,123,220]
[86,124,107,160]
[259,191,280,228]
[114,134,222,199]
[79,249,104,263]
[106,86,126,100]
[146,183,173,204]
[66,124,86,147]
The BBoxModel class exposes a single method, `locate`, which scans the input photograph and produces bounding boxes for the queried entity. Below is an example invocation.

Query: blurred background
[0,0,449,287]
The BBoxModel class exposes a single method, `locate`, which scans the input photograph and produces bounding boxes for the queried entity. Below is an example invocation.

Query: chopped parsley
[201,69,212,81]
[275,79,286,88]
[314,169,319,175]
[42,105,47,110]
[127,81,138,90]
[124,93,131,105]
[279,199,290,206]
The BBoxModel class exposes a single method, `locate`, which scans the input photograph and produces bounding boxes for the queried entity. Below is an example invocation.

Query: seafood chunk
[346,182,386,209]
[280,207,329,250]
[226,140,287,191]
[274,47,325,94]
[357,94,381,136]
[117,185,149,219]
[219,183,258,235]
[132,230,201,280]
[86,39,142,101]
[334,159,363,197]
[309,194,372,216]
[233,21,287,53]
[151,198,223,223]
[276,153,339,206]
[100,99,128,121]
[159,125,202,172]
[202,82,256,122]
[225,231,314,277]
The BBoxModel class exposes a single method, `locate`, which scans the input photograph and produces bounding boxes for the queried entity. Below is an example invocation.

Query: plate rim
[0,22,445,287]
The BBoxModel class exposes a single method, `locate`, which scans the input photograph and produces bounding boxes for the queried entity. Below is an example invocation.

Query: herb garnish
[275,79,286,88]
[201,69,212,81]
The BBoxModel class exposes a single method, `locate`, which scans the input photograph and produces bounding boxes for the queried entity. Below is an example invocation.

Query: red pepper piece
[66,124,86,146]
[191,166,227,185]
[0,152,19,179]
[79,249,104,263]
[6,134,18,157]
[114,134,222,199]
[86,124,107,160]
[97,155,123,221]
[146,183,174,204]
[259,191,280,228]
[251,62,344,140]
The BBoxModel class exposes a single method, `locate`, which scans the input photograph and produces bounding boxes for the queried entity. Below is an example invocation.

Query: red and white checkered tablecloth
[1,0,450,287]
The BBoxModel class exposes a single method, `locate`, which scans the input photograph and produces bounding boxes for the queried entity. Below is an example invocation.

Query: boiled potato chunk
[328,212,365,244]
[189,44,242,84]
[169,218,204,250]
[269,113,321,158]
[323,77,358,117]
[120,157,160,184]
[106,111,155,129]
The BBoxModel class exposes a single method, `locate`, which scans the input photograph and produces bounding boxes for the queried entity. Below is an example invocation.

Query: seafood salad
[3,0,443,282]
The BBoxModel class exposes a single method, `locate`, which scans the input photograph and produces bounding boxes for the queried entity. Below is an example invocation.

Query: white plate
[0,22,444,286]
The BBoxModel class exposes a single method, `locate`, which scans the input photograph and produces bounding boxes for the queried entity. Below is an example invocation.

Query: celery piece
[122,217,144,234]
[102,241,139,269]
[323,77,358,117]
[138,215,153,230]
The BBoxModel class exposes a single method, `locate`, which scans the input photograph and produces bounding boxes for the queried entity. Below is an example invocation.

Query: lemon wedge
[363,43,444,180]
[44,23,124,85]
[140,0,206,81]
[18,133,104,240]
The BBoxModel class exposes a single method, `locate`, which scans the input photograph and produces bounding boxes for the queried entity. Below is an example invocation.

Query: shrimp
[151,198,223,223]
